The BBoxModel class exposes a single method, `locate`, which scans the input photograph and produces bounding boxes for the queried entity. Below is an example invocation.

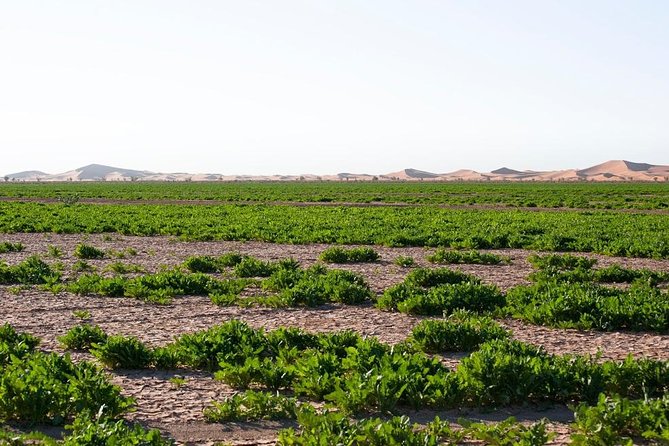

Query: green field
[1,201,668,258]
[1,181,669,209]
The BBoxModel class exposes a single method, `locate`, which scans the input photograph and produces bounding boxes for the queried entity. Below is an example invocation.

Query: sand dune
[3,160,668,182]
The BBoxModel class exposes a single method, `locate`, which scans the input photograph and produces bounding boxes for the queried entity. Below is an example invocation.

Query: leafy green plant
[105,261,145,275]
[72,260,95,273]
[0,349,132,424]
[47,245,63,258]
[234,257,277,277]
[90,335,153,369]
[571,394,669,445]
[320,246,380,263]
[459,417,554,446]
[428,249,509,265]
[0,255,61,285]
[394,255,415,267]
[72,309,92,320]
[506,281,669,331]
[64,412,172,445]
[204,390,297,422]
[73,243,105,259]
[277,407,460,446]
[409,312,510,352]
[0,241,24,253]
[58,325,108,351]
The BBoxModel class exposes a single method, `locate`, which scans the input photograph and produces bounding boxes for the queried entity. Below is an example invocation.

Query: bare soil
[2,233,668,445]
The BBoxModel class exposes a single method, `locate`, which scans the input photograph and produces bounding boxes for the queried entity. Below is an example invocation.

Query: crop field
[1,182,669,445]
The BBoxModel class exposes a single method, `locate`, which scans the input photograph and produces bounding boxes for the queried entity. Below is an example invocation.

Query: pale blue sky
[1,1,668,174]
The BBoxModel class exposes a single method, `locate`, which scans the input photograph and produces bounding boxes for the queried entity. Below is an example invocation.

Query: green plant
[47,245,63,258]
[234,257,277,277]
[72,309,92,320]
[506,281,669,332]
[168,376,188,388]
[0,241,24,253]
[428,249,509,265]
[74,244,105,259]
[320,246,380,263]
[64,412,173,445]
[59,325,108,351]
[459,417,554,446]
[90,335,153,369]
[0,348,132,424]
[571,394,669,445]
[0,255,61,285]
[409,312,510,352]
[204,390,297,422]
[72,260,95,273]
[106,261,145,275]
[394,255,415,267]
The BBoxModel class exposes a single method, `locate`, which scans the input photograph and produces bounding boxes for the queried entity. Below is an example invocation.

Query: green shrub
[58,325,108,351]
[47,245,63,258]
[74,244,106,259]
[0,323,40,365]
[264,265,373,307]
[459,417,554,446]
[571,394,669,445]
[410,312,510,352]
[91,335,153,369]
[394,255,415,267]
[396,282,505,316]
[234,257,276,277]
[0,351,132,424]
[0,255,61,285]
[183,255,220,273]
[527,254,597,271]
[204,390,297,422]
[428,249,508,265]
[0,241,24,253]
[320,246,380,263]
[405,267,479,287]
[506,282,669,331]
[106,262,145,275]
[277,408,459,446]
[64,413,173,445]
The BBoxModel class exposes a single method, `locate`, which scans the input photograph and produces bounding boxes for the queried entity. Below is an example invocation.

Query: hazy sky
[1,1,668,175]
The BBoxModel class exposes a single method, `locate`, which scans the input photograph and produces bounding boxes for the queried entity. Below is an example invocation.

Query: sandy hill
[384,168,441,180]
[4,170,49,180]
[576,160,668,181]
[3,160,668,182]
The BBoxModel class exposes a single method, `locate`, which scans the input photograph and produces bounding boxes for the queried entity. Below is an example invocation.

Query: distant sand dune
[4,160,668,182]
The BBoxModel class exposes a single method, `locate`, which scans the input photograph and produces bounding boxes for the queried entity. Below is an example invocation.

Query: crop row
[56,319,669,444]
[2,181,669,210]
[0,324,172,444]
[3,251,668,332]
[1,202,669,258]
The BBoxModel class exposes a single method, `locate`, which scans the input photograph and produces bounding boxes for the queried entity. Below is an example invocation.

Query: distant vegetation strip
[1,202,669,258]
[1,182,669,210]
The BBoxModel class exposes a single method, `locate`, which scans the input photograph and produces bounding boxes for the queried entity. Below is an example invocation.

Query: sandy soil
[2,233,668,445]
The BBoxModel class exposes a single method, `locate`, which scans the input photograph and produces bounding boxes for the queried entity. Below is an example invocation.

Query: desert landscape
[5,159,669,183]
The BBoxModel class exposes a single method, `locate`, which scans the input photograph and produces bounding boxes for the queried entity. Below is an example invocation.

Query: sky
[1,1,668,175]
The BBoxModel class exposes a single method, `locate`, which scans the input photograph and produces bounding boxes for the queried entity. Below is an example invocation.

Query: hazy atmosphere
[2,1,668,175]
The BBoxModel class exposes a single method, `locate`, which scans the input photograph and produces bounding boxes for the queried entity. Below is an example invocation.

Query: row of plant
[2,181,668,210]
[527,253,669,285]
[58,319,669,443]
[0,324,172,444]
[1,202,668,258]
[66,320,669,412]
[376,261,669,332]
